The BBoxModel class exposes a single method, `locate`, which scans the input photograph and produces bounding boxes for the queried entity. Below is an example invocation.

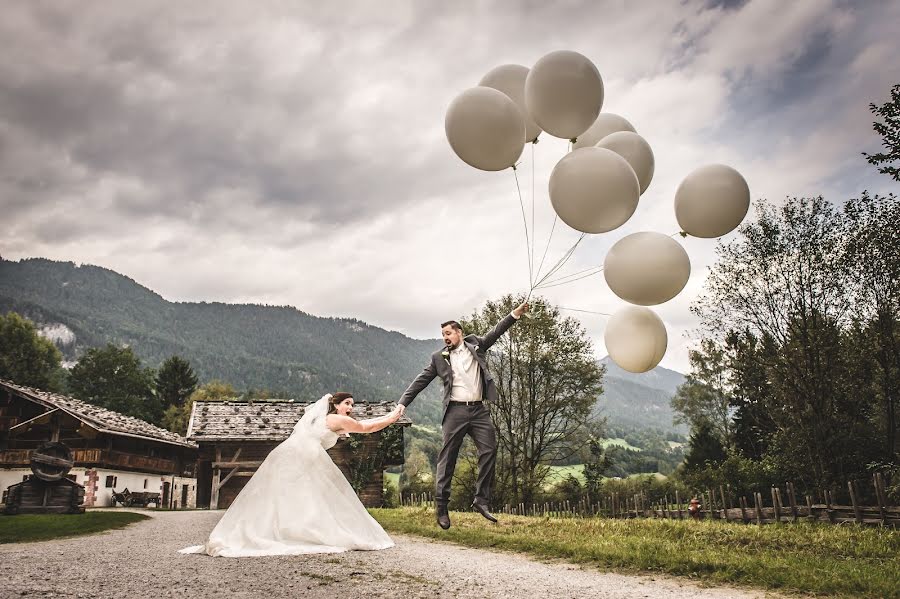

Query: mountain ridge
[0,257,685,432]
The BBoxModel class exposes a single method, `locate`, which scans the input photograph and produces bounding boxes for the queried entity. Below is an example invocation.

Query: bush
[675,449,782,498]
[600,474,687,505]
[382,476,399,508]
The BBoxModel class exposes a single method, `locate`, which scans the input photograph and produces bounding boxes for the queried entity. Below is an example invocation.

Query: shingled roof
[187,399,410,442]
[0,379,196,448]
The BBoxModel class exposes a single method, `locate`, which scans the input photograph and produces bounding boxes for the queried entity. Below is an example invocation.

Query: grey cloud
[3,0,899,372]
[0,1,704,243]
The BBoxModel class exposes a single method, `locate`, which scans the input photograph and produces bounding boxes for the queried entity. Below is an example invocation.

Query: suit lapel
[464,341,486,369]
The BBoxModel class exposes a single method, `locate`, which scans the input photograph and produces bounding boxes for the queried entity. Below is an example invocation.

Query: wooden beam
[210,470,221,509]
[8,409,61,436]
[217,466,241,489]
[210,449,221,511]
[212,461,263,468]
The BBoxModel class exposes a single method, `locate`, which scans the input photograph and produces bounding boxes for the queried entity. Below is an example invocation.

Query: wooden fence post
[848,481,862,524]
[754,492,763,525]
[874,473,888,525]
[771,487,782,523]
[786,482,798,523]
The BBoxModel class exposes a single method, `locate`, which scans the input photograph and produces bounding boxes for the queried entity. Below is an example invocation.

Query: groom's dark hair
[441,320,463,332]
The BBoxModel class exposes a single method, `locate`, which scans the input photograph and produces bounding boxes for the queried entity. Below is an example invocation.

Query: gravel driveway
[1,509,778,598]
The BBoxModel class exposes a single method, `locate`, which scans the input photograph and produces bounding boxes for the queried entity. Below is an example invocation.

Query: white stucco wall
[0,469,31,502]
[1,468,197,509]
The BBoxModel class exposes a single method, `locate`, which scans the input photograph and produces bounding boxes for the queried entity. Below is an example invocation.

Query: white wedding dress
[179,395,394,557]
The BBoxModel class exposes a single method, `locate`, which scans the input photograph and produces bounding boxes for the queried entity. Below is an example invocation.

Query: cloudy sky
[3,0,899,373]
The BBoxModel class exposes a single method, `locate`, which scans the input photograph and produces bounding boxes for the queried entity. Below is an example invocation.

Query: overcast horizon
[3,1,899,373]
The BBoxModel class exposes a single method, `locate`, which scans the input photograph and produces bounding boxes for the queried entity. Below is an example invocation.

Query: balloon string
[533,239,581,289]
[535,269,603,290]
[512,166,533,289]
[530,142,536,290]
[557,306,611,317]
[532,142,578,286]
[534,215,557,284]
[535,265,605,289]
[532,233,586,289]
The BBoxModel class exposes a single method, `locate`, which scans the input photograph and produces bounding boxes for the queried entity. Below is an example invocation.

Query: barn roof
[0,379,196,449]
[186,399,410,442]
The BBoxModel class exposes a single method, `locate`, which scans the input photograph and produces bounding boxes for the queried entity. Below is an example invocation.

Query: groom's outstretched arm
[478,301,529,350]
[399,358,437,410]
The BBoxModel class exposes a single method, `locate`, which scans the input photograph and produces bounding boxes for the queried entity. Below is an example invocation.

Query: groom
[398,301,529,529]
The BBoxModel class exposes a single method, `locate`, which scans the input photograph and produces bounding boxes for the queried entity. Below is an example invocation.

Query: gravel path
[1,509,780,598]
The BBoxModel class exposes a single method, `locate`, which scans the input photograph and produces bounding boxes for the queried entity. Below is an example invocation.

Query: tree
[163,380,236,435]
[693,197,877,490]
[725,330,776,461]
[69,344,161,424]
[461,294,604,506]
[155,356,198,409]
[682,420,727,473]
[399,446,433,495]
[671,339,733,447]
[0,312,64,390]
[843,192,900,459]
[582,437,611,502]
[863,83,900,181]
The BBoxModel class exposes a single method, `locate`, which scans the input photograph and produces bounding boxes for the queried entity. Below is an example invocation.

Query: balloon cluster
[445,51,750,374]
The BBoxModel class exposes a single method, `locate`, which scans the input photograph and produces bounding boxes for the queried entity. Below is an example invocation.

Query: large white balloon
[605,306,668,373]
[674,164,750,238]
[572,113,635,149]
[549,147,640,234]
[604,232,691,306]
[596,131,655,194]
[445,87,525,171]
[524,50,604,140]
[479,64,542,143]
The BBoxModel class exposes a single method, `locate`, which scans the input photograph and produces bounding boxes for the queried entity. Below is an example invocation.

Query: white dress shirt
[448,341,482,402]
[448,311,519,403]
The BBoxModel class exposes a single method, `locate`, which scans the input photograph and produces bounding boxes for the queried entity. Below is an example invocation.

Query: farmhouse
[0,379,198,508]
[187,398,409,509]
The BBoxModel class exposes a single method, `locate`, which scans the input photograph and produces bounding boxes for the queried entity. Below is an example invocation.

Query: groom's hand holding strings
[512,301,530,319]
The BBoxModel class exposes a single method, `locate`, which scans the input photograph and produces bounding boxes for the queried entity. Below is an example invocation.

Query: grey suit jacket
[399,314,518,420]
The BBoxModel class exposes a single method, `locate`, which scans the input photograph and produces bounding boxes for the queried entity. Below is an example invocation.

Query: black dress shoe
[472,501,498,523]
[436,506,451,529]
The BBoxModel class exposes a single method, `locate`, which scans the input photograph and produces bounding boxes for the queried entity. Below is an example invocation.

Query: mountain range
[0,257,684,432]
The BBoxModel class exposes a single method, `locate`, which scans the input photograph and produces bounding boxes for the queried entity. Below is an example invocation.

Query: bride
[180,392,402,557]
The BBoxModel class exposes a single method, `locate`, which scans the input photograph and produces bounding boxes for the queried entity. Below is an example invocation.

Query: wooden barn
[0,379,198,509]
[187,399,409,509]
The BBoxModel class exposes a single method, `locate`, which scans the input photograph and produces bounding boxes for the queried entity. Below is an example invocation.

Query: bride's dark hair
[328,392,353,414]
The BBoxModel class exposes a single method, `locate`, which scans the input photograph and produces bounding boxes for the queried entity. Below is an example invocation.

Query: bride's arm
[326,407,402,434]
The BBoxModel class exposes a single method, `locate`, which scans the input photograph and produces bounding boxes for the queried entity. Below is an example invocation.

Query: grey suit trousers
[435,401,496,508]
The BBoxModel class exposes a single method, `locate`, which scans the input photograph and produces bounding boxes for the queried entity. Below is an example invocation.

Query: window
[105,475,117,488]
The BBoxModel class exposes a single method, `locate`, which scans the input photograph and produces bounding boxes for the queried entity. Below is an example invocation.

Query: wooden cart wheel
[30,442,74,482]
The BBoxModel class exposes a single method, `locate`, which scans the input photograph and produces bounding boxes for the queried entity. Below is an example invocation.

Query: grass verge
[371,507,900,598]
[0,511,149,544]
